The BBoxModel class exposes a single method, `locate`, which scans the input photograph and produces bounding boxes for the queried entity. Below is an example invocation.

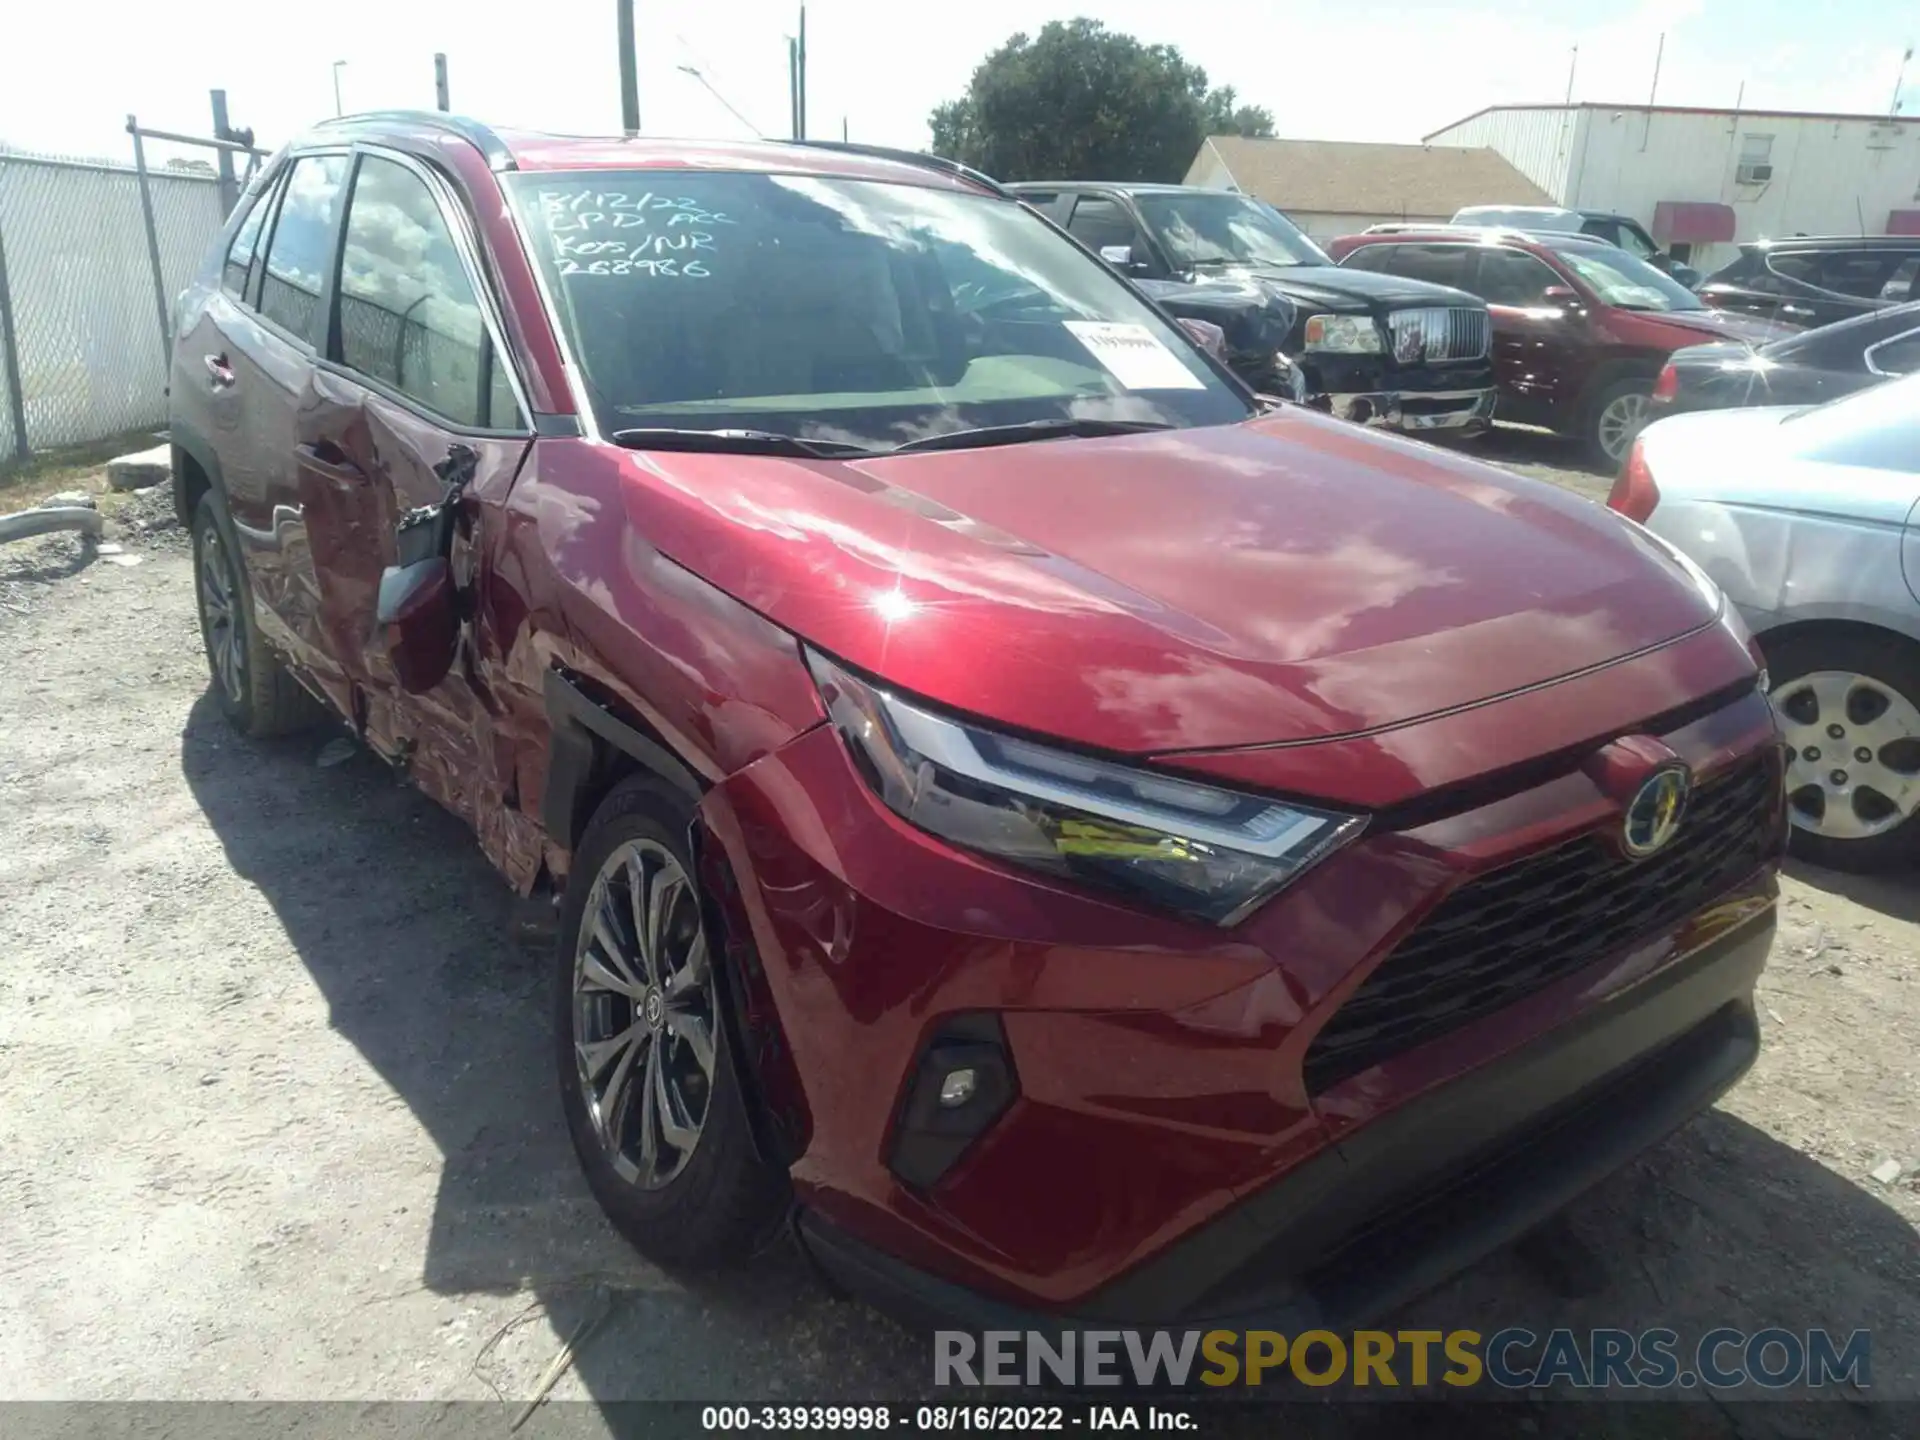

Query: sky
[0,0,1911,169]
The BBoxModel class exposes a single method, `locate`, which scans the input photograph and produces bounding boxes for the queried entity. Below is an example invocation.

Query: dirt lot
[0,433,1915,1431]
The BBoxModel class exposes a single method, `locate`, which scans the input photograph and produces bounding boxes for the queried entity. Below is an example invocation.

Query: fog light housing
[889,1014,1017,1190]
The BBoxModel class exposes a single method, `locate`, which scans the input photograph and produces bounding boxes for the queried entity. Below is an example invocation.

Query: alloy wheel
[1772,669,1920,841]
[571,838,717,1190]
[1597,391,1651,465]
[196,524,245,705]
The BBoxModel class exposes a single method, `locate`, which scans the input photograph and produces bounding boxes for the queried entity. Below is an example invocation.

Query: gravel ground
[0,435,1915,1432]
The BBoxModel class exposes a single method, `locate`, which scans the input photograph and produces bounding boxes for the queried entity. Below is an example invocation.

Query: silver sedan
[1620,373,1920,871]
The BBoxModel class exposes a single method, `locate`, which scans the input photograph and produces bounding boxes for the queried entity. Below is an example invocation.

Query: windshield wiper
[609,427,876,458]
[885,418,1177,455]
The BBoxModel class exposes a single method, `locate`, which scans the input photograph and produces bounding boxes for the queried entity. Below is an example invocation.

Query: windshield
[505,171,1251,449]
[1550,243,1704,312]
[1132,192,1330,271]
[1780,371,1920,473]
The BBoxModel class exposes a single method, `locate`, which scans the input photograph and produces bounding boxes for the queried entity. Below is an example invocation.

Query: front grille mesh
[1302,759,1779,1094]
[1388,307,1490,362]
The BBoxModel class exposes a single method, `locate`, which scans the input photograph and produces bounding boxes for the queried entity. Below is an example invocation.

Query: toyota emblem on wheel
[1623,766,1691,858]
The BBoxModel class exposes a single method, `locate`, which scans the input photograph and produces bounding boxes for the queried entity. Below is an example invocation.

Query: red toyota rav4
[170,114,1783,1333]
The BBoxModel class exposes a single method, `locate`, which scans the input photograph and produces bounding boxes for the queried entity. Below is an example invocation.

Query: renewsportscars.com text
[934,1327,1871,1390]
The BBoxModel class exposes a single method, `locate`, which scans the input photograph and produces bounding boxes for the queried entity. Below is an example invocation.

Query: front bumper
[799,903,1770,1331]
[697,674,1779,1320]
[1326,387,1496,433]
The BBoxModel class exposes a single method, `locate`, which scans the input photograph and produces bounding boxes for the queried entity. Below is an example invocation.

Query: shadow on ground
[1785,857,1920,925]
[179,689,1913,1424]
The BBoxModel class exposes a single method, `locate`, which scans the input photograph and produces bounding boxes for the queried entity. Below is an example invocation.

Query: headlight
[807,649,1364,925]
[1303,314,1382,354]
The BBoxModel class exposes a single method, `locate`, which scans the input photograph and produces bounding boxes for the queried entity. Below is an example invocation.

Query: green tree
[928,20,1274,184]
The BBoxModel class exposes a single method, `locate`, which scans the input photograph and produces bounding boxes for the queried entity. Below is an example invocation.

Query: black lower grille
[1303,758,1780,1094]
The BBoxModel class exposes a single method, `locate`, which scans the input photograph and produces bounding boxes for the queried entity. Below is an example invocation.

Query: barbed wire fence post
[0,182,29,464]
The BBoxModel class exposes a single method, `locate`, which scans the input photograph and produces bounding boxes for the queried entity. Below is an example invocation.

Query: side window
[1579,218,1619,247]
[1473,248,1561,306]
[1866,330,1920,376]
[1340,244,1398,272]
[336,154,514,429]
[1883,257,1920,302]
[1764,252,1820,291]
[1377,243,1473,292]
[221,184,273,300]
[258,154,350,341]
[1813,252,1897,300]
[1616,224,1658,260]
[1066,197,1145,257]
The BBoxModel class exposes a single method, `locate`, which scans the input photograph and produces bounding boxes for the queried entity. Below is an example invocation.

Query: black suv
[1699,236,1920,329]
[1011,183,1496,436]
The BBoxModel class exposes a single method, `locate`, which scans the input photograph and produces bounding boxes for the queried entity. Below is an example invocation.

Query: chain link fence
[0,147,230,462]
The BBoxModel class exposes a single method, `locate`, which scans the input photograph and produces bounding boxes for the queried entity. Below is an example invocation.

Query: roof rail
[1362,221,1606,244]
[311,110,516,171]
[789,140,1010,198]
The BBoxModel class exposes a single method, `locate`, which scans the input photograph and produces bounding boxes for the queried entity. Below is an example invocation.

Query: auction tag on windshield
[1064,322,1205,390]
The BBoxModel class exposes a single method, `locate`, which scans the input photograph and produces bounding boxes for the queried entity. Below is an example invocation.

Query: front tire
[555,776,786,1269]
[191,491,319,738]
[1765,629,1920,872]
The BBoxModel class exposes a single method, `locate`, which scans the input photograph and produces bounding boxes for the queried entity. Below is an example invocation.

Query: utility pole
[788,36,800,138]
[842,115,848,143]
[332,60,347,117]
[796,5,807,141]
[1564,45,1577,104]
[434,53,450,112]
[1648,33,1664,106]
[210,89,238,217]
[617,0,641,136]
[1893,46,1913,115]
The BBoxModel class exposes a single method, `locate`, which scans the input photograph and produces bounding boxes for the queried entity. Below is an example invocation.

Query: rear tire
[1763,629,1920,873]
[1584,376,1654,470]
[191,491,320,738]
[555,776,787,1269]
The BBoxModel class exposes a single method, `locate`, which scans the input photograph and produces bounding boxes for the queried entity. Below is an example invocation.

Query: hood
[1185,263,1482,314]
[1136,276,1295,366]
[1667,341,1755,371]
[617,410,1723,758]
[1644,307,1800,345]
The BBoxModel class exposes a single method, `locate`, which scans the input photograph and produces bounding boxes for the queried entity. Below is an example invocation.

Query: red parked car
[1329,228,1796,466]
[170,114,1783,1333]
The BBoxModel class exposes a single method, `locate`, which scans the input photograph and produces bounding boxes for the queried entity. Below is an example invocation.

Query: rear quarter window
[258,153,350,341]
[222,186,272,300]
[1368,243,1474,292]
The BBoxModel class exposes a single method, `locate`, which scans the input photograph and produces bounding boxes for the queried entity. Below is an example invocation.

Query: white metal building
[1425,103,1920,273]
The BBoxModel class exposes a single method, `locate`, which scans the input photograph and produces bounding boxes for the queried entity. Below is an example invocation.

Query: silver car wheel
[571,838,716,1190]
[1772,669,1920,841]
[1597,391,1651,465]
[195,524,245,705]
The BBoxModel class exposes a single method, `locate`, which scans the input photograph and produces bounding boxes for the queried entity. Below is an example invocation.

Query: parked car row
[1009,182,1499,435]
[1651,300,1920,416]
[1005,181,1919,471]
[1328,227,1793,465]
[1699,235,1920,329]
[1449,205,1701,287]
[1616,373,1920,870]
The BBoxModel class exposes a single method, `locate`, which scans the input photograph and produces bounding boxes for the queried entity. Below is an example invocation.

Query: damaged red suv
[170,114,1783,1332]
